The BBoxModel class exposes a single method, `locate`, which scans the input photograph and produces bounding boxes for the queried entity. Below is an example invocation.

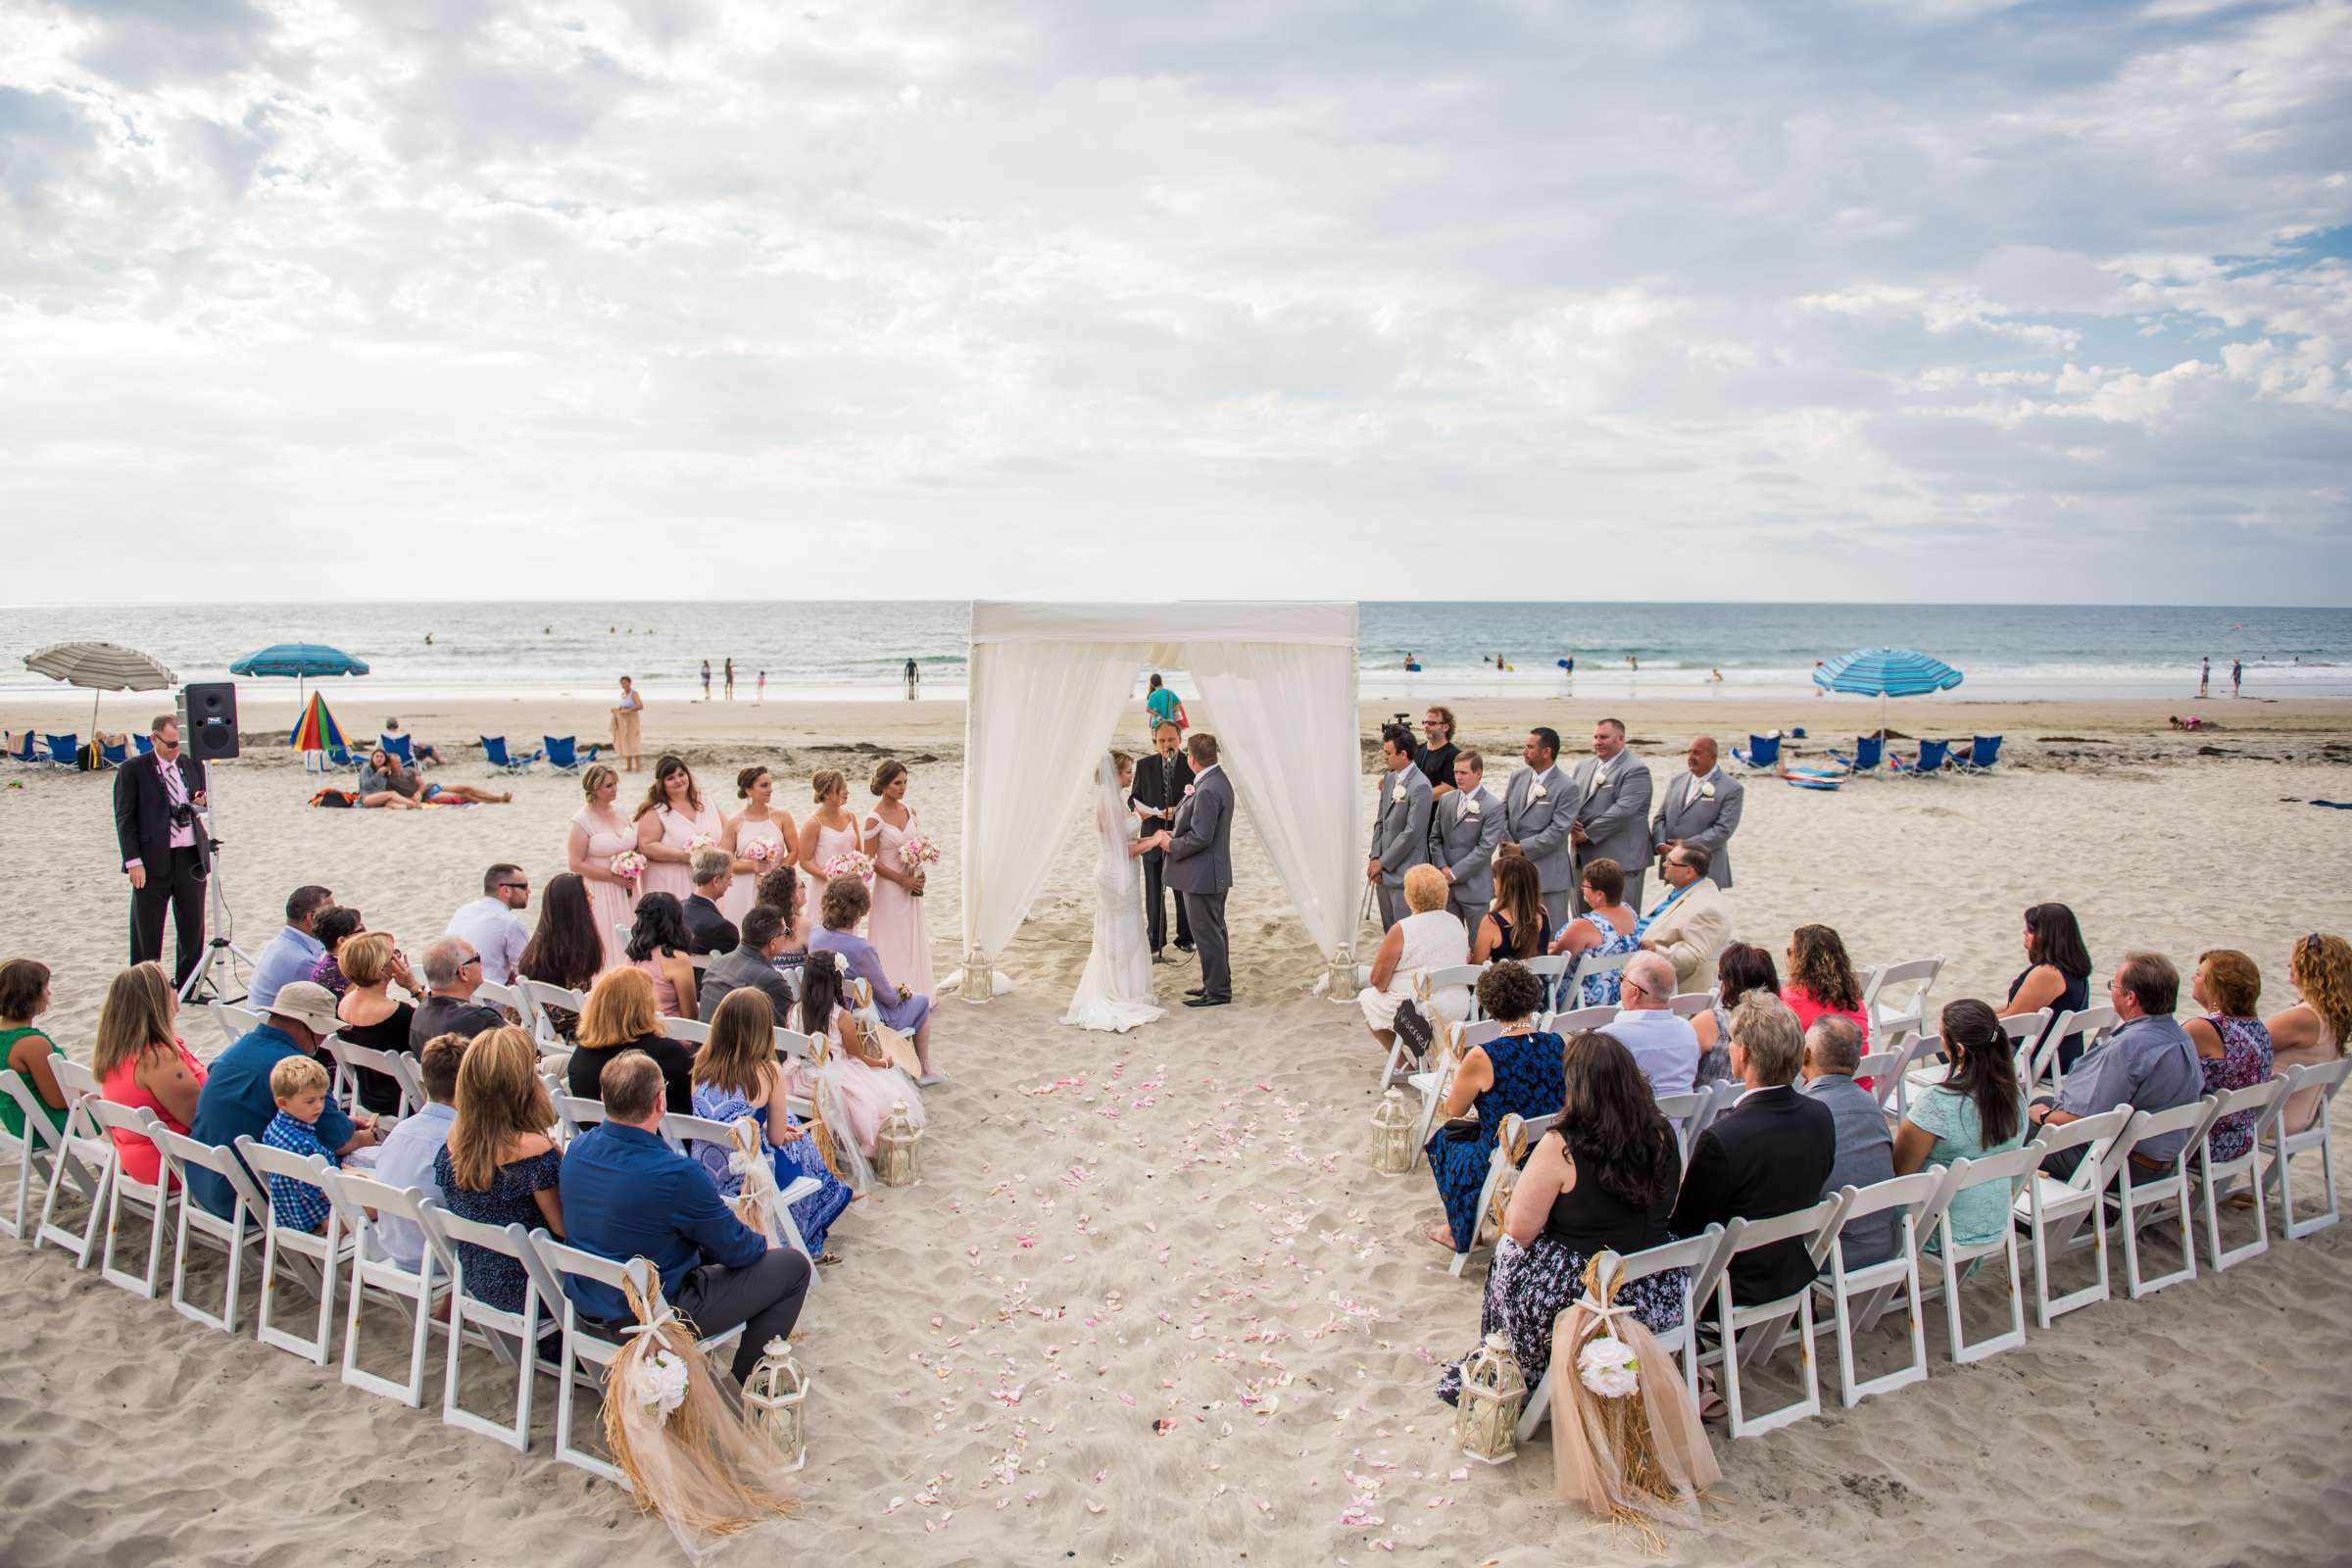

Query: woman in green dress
[1892,999,2027,1250]
[0,957,68,1137]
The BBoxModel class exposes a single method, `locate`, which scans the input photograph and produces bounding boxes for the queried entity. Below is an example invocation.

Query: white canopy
[958,601,1363,997]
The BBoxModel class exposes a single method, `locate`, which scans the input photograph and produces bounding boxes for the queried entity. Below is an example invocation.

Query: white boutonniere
[1698,781,1716,801]
[1391,782,1407,804]
[1463,799,1481,816]
[1530,780,1548,801]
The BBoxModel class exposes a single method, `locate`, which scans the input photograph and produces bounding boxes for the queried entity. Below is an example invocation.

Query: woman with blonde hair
[689,989,854,1256]
[1360,863,1470,1052]
[433,1026,563,1312]
[333,931,418,1115]
[862,758,936,995]
[795,768,861,908]
[567,762,640,969]
[2186,949,2274,1162]
[2269,933,2351,1135]
[564,965,695,1111]
[92,960,207,1188]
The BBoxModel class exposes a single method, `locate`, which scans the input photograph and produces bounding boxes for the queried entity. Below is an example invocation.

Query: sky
[2,0,2349,606]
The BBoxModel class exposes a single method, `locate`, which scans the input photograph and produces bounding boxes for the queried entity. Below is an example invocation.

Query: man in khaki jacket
[1639,842,1732,989]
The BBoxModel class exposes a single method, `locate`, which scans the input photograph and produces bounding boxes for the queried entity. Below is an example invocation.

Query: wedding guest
[1690,942,1780,1083]
[698,903,802,1023]
[445,863,530,985]
[306,906,366,998]
[795,950,926,1159]
[1437,1031,1684,1407]
[1423,961,1566,1252]
[634,755,722,906]
[186,983,377,1220]
[626,892,702,1020]
[93,961,207,1190]
[2269,933,2350,1135]
[369,1032,466,1271]
[689,989,853,1256]
[1128,721,1195,958]
[1782,924,1869,1048]
[259,1054,340,1233]
[1649,735,1741,889]
[1472,854,1553,964]
[410,937,507,1049]
[568,763,641,971]
[862,759,937,996]
[1799,1014,1898,1267]
[1599,952,1699,1097]
[1893,1000,2027,1254]
[1638,842,1732,991]
[1499,728,1574,928]
[1548,857,1639,1007]
[2185,949,2274,1163]
[796,769,861,906]
[721,765,798,925]
[610,675,644,773]
[2004,903,2093,1075]
[0,957,67,1138]
[2029,953,2202,1177]
[1567,718,1653,915]
[566,965,695,1112]
[756,865,812,987]
[1360,865,1471,1053]
[515,872,604,1042]
[682,848,741,956]
[435,1026,564,1312]
[1435,749,1504,930]
[809,877,939,1084]
[334,932,420,1116]
[249,885,334,1009]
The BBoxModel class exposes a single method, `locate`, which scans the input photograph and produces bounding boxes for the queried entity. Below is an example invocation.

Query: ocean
[3,601,2347,705]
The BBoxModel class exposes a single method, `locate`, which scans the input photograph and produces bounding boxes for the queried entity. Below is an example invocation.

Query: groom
[1165,731,1234,1008]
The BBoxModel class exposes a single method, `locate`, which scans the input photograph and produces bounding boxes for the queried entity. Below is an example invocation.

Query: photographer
[113,713,210,990]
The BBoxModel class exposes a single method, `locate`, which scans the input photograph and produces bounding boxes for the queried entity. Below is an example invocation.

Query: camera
[170,803,196,829]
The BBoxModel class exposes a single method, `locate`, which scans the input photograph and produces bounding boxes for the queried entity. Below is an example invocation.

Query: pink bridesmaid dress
[865,805,936,994]
[724,816,788,924]
[641,800,722,906]
[804,812,862,908]
[573,805,642,972]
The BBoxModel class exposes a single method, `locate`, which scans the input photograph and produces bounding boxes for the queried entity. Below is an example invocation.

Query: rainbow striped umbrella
[288,691,348,755]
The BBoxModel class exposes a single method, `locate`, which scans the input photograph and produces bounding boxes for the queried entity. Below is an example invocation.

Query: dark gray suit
[1567,751,1653,915]
[1368,765,1434,930]
[1802,1073,1899,1267]
[1166,763,1236,1003]
[1500,762,1575,929]
[1435,783,1505,928]
[1650,766,1742,889]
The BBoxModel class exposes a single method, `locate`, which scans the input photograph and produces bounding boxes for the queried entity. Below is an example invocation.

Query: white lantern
[1369,1087,1416,1176]
[876,1101,920,1188]
[742,1336,808,1470]
[1454,1331,1526,1464]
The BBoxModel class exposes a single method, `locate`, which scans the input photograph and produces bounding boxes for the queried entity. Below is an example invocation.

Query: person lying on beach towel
[358,749,511,809]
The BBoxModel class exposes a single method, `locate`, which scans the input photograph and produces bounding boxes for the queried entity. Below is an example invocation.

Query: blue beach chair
[480,735,541,773]
[325,742,368,771]
[42,734,78,767]
[100,741,127,768]
[7,731,34,764]
[1950,735,2003,773]
[1828,735,1884,774]
[1730,732,1782,771]
[380,733,416,766]
[542,736,601,774]
[1889,738,1951,775]
[133,733,154,756]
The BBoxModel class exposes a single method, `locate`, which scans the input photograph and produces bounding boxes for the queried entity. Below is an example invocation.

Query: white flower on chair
[634,1348,691,1420]
[1577,1333,1640,1399]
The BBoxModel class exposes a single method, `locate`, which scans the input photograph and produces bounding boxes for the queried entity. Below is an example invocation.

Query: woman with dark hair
[1439,1031,1683,1405]
[1422,960,1566,1253]
[1690,942,1781,1084]
[1472,853,1552,964]
[809,874,938,1082]
[307,906,367,998]
[633,754,722,906]
[793,949,925,1170]
[1893,999,2027,1252]
[1782,924,1868,1047]
[2006,903,2094,1074]
[517,871,603,1040]
[624,891,700,1019]
[0,957,68,1138]
[755,864,811,984]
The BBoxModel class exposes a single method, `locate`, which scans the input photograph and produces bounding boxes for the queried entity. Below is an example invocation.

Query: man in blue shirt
[560,1051,812,1382]
[186,982,380,1218]
[2031,951,2203,1177]
[247,885,334,1011]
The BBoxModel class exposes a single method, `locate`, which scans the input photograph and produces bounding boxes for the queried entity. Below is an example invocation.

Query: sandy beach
[4,689,2349,1567]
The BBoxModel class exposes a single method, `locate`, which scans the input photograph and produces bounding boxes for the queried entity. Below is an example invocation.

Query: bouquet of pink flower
[687,832,718,854]
[897,834,941,872]
[744,837,777,864]
[610,850,648,882]
[822,851,876,883]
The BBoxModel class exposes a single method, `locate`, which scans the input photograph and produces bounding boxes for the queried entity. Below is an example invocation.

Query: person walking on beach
[2199,656,2210,698]
[904,658,920,701]
[757,670,766,705]
[2231,658,2243,697]
[724,658,735,701]
[701,660,711,701]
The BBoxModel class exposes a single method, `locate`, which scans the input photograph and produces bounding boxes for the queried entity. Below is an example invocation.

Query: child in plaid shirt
[261,1054,340,1234]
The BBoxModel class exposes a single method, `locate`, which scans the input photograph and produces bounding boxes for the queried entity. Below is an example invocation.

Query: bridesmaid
[862,758,936,995]
[634,754,722,906]
[566,762,641,971]
[721,764,798,926]
[795,768,862,908]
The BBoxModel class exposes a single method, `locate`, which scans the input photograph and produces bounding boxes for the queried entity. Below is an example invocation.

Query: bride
[1063,751,1169,1032]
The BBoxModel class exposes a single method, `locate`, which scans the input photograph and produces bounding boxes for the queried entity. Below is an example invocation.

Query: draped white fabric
[958,602,1362,993]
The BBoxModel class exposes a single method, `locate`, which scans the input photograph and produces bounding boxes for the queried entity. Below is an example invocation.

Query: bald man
[1650,734,1741,890]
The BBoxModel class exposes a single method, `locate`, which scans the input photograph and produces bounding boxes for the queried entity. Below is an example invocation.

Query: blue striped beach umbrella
[230,642,370,705]
[1812,647,1963,737]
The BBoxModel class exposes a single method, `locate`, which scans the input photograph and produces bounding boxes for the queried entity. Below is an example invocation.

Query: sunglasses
[458,954,482,968]
[500,882,529,893]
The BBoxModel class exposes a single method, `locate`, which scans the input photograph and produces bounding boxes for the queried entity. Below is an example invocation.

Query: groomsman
[1650,734,1742,889]
[1127,719,1195,959]
[1568,717,1653,915]
[1366,723,1434,930]
[1500,727,1575,929]
[1436,749,1505,929]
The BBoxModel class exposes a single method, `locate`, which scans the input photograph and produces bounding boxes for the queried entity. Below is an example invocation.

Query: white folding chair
[2263,1057,2350,1240]
[209,1000,265,1048]
[474,980,522,1016]
[1896,1014,2046,1118]
[551,1092,609,1142]
[80,1100,172,1299]
[612,922,634,956]
[518,980,588,1057]
[0,1068,68,1241]
[2023,1005,2118,1098]
[1669,990,1716,1022]
[322,1169,452,1407]
[1813,1172,1939,1408]
[1687,1079,1740,1150]
[1913,1145,2039,1364]
[666,1112,825,1277]
[1860,957,1941,1051]
[1558,949,1633,1013]
[1851,1049,1903,1111]
[1656,1088,1710,1166]
[235,1135,355,1364]
[532,1232,748,1485]
[1447,1110,1558,1278]
[1549,1004,1616,1035]
[2115,1097,2218,1299]
[325,1035,422,1120]
[148,1124,270,1335]
[1516,1227,1725,1443]
[2014,1105,2132,1327]
[32,1059,113,1265]
[2192,1078,2288,1271]
[435,1210,550,1452]
[1693,1195,1844,1438]
[1409,1019,1497,1154]
[661,1015,712,1048]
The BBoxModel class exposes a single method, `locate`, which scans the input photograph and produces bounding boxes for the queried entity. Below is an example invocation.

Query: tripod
[177,774,259,1006]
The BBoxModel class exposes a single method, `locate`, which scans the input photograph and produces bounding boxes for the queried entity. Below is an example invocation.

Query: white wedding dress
[1062,756,1166,1033]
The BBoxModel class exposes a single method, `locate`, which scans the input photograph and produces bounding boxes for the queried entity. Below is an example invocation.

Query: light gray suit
[1368,765,1434,929]
[1500,761,1575,929]
[1802,1073,1899,1267]
[1650,765,1742,889]
[1436,782,1506,929]
[1166,762,1236,1002]
[1568,751,1654,915]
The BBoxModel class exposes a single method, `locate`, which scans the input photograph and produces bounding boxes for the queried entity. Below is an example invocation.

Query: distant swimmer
[423,633,433,645]
[1710,668,1724,683]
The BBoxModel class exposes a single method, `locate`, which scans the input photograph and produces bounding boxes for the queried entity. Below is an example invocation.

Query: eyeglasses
[458,954,481,968]
[500,882,529,893]
[1622,976,1647,998]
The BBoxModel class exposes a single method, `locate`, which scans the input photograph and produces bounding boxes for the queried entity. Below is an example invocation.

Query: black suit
[1668,1084,1837,1305]
[1127,748,1195,953]
[113,749,211,989]
[682,894,739,956]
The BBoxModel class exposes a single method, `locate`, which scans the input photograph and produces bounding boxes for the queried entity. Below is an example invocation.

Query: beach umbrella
[229,642,370,705]
[23,640,177,739]
[287,691,348,756]
[1812,647,1964,738]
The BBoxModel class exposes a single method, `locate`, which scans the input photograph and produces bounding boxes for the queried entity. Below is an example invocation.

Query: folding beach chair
[1694,1195,1846,1438]
[543,736,601,773]
[1813,1172,1940,1407]
[2262,1057,2351,1239]
[1888,738,1951,775]
[1730,733,1782,772]
[42,733,78,767]
[133,733,154,756]
[0,1069,67,1240]
[380,733,416,766]
[1912,1144,2040,1365]
[98,740,127,768]
[6,730,35,764]
[479,735,542,773]
[1950,735,2003,773]
[2191,1079,2289,1272]
[1827,735,1883,774]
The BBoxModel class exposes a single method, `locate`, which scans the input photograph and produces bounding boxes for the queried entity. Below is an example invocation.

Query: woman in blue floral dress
[2186,950,2275,1163]
[688,989,855,1257]
[1424,961,1567,1251]
[1547,857,1642,1009]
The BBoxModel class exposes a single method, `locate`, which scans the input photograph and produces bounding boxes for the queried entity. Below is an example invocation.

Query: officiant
[1129,719,1195,960]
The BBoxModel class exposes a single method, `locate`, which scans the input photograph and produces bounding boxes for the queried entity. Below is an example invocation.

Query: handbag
[1392,998,1435,1065]
[1440,1115,1483,1143]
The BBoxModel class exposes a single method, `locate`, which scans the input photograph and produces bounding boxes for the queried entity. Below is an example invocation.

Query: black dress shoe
[1183,996,1229,1008]
[1175,941,1197,953]
[1185,987,1206,998]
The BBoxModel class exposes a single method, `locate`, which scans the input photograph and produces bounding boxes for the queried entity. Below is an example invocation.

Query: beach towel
[310,789,358,808]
